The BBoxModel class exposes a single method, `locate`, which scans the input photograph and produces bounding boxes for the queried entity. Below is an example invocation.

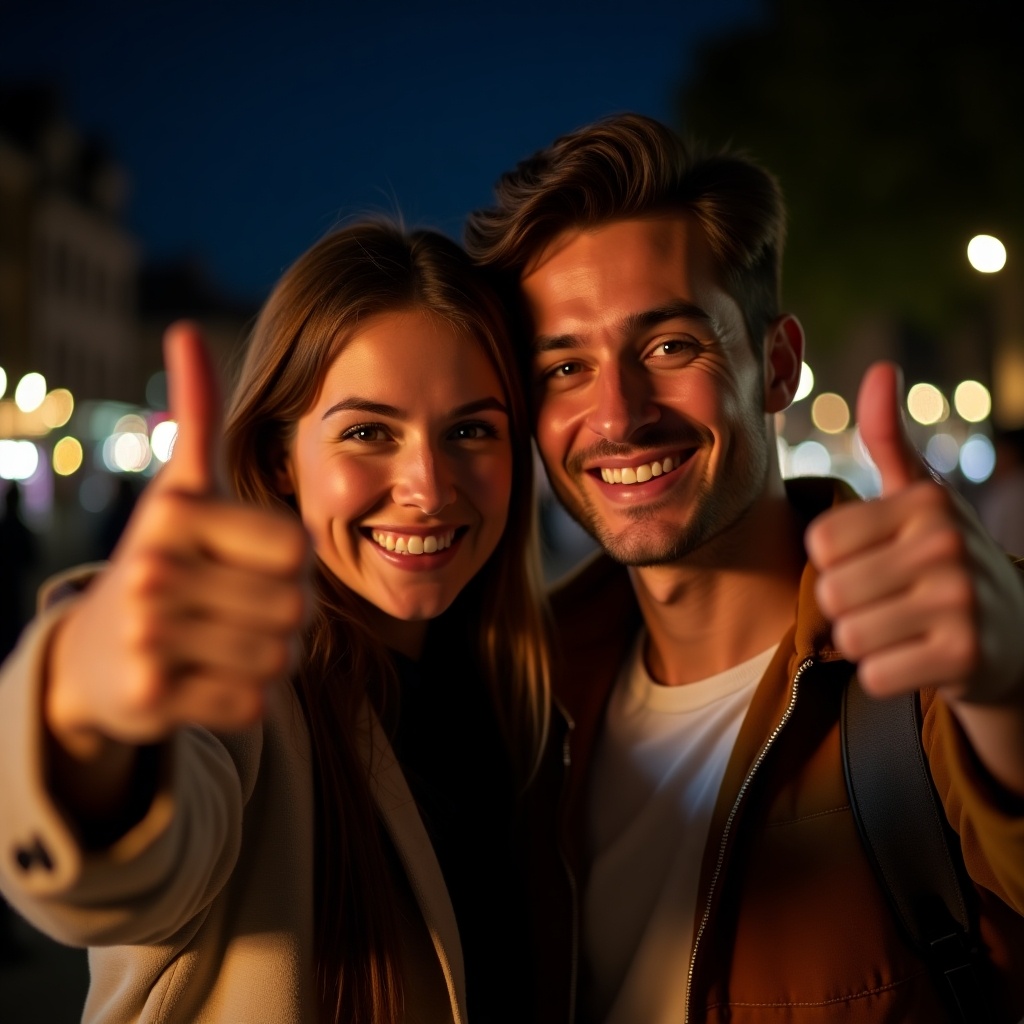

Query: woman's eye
[450,421,498,441]
[340,423,389,442]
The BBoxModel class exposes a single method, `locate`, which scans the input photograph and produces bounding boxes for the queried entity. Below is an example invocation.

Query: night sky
[1,0,763,301]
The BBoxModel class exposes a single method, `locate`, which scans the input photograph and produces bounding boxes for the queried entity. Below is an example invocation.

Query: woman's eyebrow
[321,396,508,421]
[321,398,403,421]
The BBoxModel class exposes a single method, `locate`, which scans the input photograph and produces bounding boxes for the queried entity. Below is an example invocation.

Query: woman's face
[281,307,513,654]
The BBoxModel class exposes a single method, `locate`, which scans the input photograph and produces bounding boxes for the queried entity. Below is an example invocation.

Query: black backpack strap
[841,680,991,1024]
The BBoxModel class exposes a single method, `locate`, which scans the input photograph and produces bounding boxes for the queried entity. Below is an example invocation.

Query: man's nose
[392,443,457,516]
[585,363,658,442]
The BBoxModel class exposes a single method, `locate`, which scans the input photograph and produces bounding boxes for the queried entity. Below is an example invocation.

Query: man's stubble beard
[549,431,772,569]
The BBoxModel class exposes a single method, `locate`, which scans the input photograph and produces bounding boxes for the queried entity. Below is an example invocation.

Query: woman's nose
[392,444,457,516]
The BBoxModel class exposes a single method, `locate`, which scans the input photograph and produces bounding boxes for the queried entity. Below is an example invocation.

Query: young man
[467,115,1024,1023]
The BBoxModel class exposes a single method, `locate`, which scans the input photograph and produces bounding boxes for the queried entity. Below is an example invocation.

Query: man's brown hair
[465,112,787,353]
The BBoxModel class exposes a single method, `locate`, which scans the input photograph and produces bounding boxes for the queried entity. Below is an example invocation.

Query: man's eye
[550,362,581,377]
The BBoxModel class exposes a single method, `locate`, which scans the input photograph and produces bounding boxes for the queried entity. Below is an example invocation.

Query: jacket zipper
[683,656,813,1024]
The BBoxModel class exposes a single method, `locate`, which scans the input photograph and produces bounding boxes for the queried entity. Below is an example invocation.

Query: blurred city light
[80,473,115,513]
[925,433,960,475]
[811,392,850,434]
[0,439,40,480]
[967,234,1007,273]
[953,380,992,423]
[114,413,148,435]
[103,432,152,473]
[41,388,75,429]
[151,419,178,463]
[794,362,814,402]
[788,440,832,477]
[907,383,947,425]
[53,436,84,476]
[14,372,47,413]
[959,434,996,482]
[0,366,6,400]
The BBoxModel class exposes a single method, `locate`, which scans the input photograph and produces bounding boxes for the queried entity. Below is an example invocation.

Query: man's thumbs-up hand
[805,362,1024,716]
[46,323,311,765]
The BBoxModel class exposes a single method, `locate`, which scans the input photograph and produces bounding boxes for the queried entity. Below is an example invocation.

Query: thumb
[856,361,925,495]
[161,321,224,495]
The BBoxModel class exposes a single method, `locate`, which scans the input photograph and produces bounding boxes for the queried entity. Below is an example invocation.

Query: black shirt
[388,648,535,1022]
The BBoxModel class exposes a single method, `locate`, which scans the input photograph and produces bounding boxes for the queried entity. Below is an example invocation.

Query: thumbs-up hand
[805,362,1024,712]
[46,323,312,767]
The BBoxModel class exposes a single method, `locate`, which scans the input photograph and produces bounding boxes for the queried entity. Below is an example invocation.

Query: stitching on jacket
[764,805,849,827]
[704,969,930,1009]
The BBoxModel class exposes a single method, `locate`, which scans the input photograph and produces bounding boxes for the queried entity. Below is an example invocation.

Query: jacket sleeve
[0,596,262,948]
[923,691,1024,914]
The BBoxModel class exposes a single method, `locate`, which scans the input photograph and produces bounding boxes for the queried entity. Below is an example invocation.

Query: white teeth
[370,529,456,555]
[599,456,678,486]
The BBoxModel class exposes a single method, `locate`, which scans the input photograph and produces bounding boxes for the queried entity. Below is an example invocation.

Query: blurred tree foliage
[677,0,1024,355]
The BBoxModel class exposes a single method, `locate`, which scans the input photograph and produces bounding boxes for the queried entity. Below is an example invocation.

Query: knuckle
[833,616,866,659]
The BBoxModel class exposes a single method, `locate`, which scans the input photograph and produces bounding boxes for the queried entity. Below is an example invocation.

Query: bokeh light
[0,366,6,399]
[0,439,40,481]
[788,440,832,477]
[959,434,996,483]
[925,433,960,475]
[967,234,1006,273]
[953,380,991,423]
[793,362,814,402]
[79,473,115,513]
[907,383,947,425]
[41,388,75,429]
[151,420,178,463]
[14,372,46,413]
[53,436,84,476]
[811,392,850,434]
[103,432,152,473]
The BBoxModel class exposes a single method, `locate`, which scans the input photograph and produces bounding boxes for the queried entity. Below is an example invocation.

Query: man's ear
[762,314,805,414]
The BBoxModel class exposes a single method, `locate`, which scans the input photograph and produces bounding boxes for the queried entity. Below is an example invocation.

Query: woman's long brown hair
[222,222,549,1023]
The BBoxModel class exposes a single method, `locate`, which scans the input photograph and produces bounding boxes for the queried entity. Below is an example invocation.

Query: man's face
[521,213,781,567]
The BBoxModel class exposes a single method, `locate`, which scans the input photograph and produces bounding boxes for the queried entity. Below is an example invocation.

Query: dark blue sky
[2,0,764,301]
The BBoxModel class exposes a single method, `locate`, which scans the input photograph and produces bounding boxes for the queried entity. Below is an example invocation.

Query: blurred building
[0,85,141,403]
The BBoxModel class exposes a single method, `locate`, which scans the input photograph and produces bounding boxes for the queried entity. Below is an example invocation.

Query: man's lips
[586,449,694,487]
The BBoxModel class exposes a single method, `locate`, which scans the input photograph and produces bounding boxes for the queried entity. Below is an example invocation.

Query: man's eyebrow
[321,396,508,421]
[532,301,718,354]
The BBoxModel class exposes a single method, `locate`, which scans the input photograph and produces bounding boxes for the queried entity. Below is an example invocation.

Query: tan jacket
[546,478,1024,1023]
[0,598,466,1024]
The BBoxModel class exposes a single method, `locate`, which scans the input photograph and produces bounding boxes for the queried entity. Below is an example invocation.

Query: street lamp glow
[967,234,1007,273]
[14,372,47,413]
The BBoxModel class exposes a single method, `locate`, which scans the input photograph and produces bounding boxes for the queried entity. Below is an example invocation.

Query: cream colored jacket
[0,598,467,1024]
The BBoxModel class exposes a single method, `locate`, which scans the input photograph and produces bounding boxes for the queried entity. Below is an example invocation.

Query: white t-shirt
[584,632,777,1024]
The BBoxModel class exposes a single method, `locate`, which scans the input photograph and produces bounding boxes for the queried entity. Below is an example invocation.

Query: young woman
[0,223,550,1023]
